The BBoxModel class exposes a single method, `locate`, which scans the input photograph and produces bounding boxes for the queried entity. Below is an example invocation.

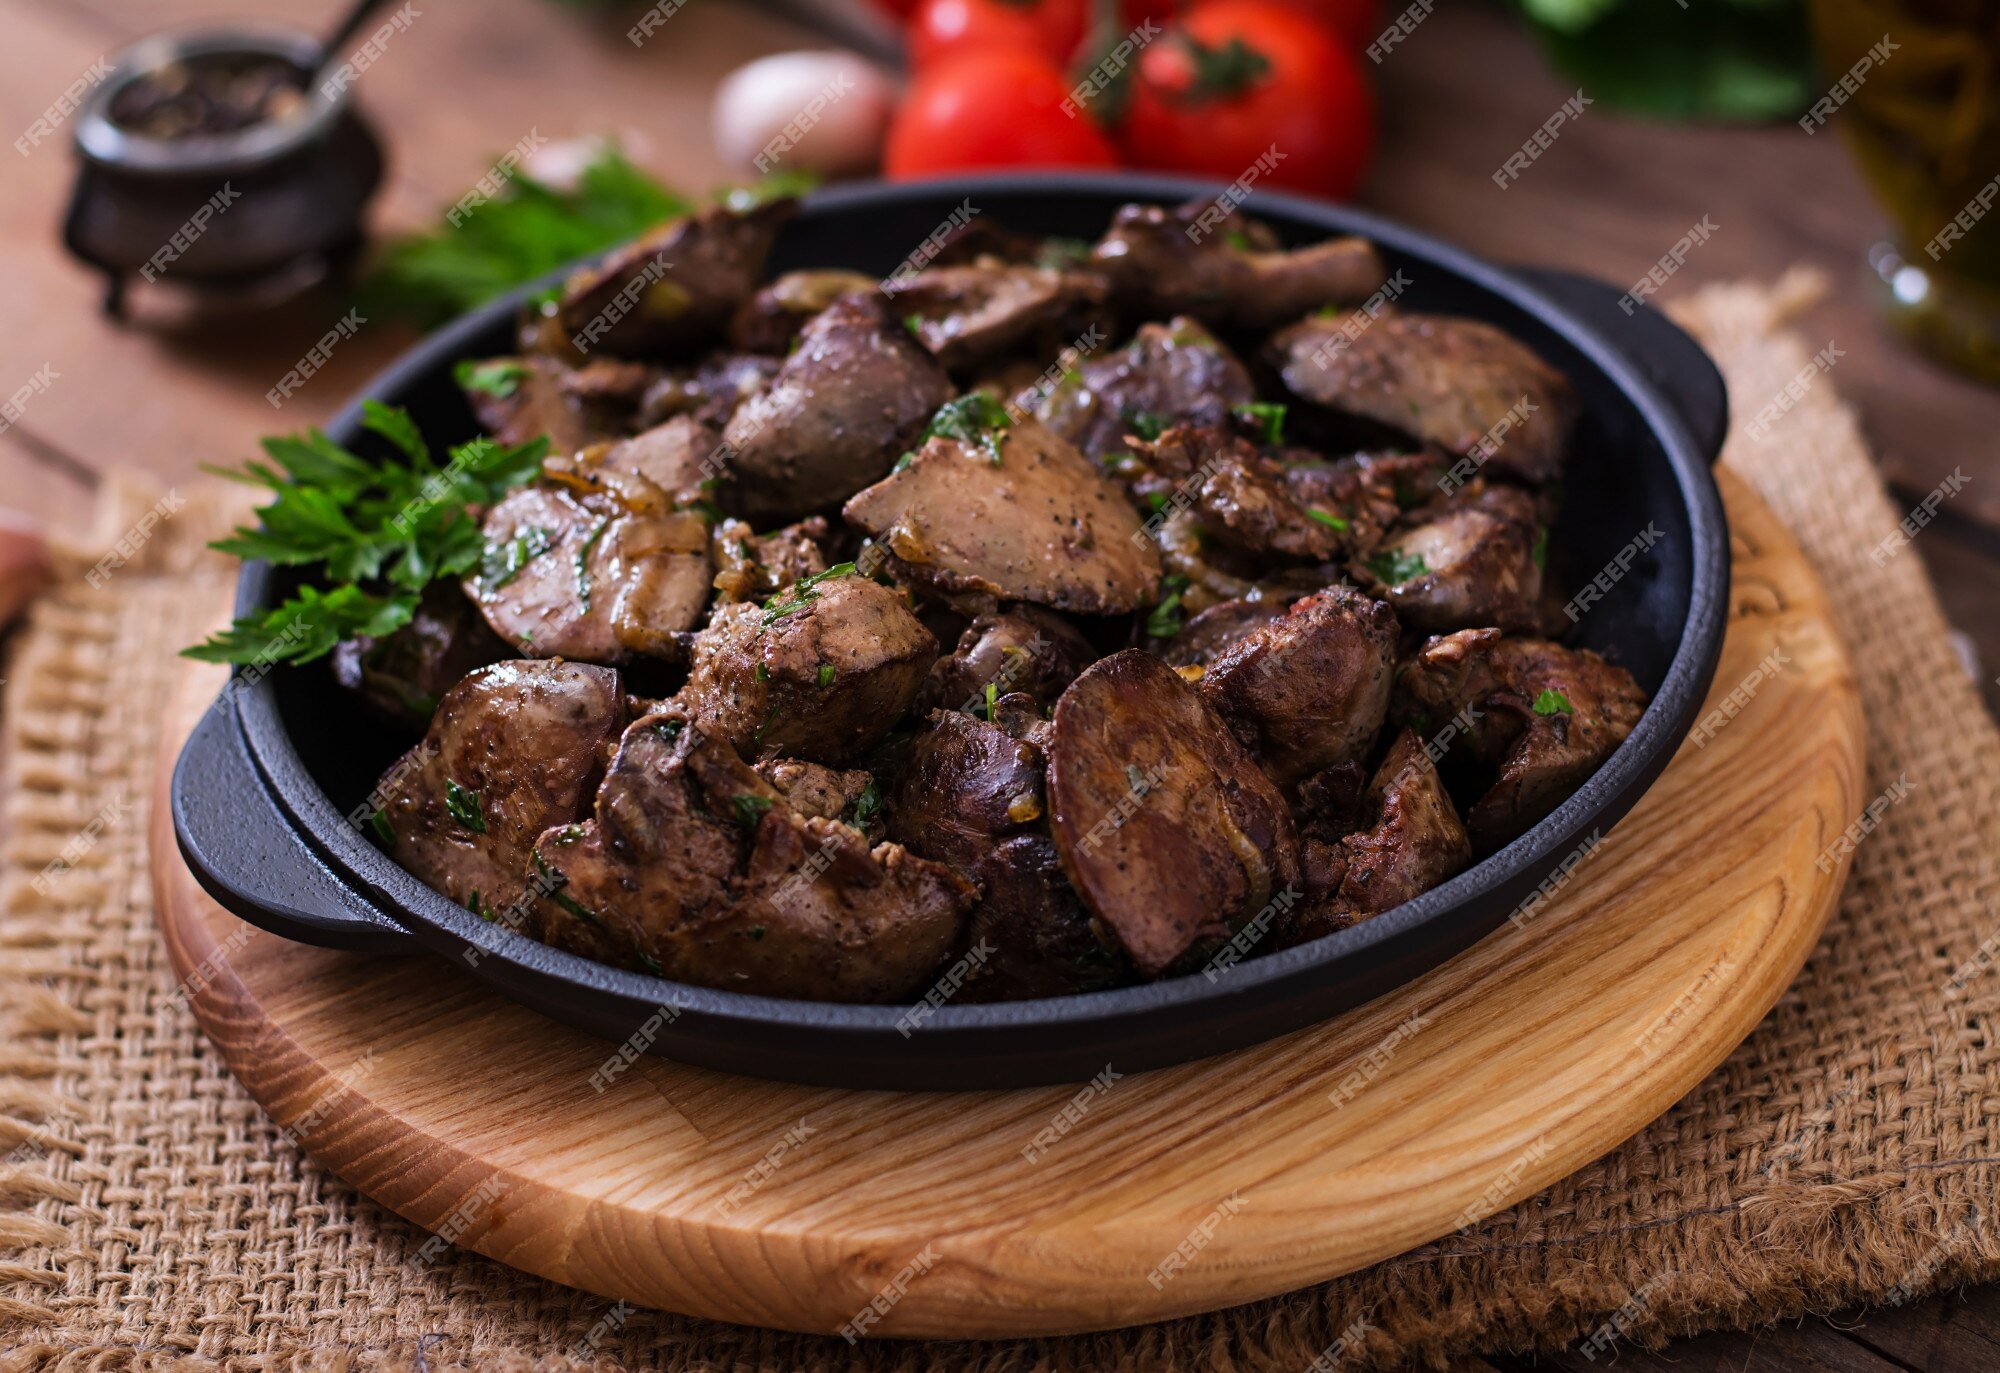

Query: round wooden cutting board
[152,468,1863,1339]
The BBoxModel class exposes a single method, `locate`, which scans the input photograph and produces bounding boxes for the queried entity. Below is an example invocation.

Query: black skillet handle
[1515,267,1730,467]
[172,692,415,953]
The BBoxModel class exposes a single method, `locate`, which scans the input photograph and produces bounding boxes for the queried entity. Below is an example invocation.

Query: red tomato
[885,49,1119,178]
[1118,0,1374,197]
[1121,0,1377,51]
[910,0,1090,70]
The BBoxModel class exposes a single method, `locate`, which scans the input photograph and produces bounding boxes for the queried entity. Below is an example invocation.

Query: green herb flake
[480,524,554,589]
[1225,228,1253,252]
[654,719,683,743]
[1365,548,1431,586]
[920,392,1013,465]
[368,807,396,847]
[849,778,882,829]
[983,681,999,720]
[1306,507,1350,531]
[1123,407,1169,443]
[444,779,488,834]
[1531,527,1549,569]
[745,925,767,941]
[903,313,925,336]
[754,662,770,682]
[573,517,610,611]
[1233,401,1287,446]
[1533,688,1574,716]
[1145,573,1190,639]
[453,358,529,400]
[760,560,858,626]
[553,824,587,845]
[466,891,494,921]
[733,793,775,827]
[817,664,836,687]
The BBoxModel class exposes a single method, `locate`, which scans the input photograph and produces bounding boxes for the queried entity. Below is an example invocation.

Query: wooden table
[2,0,1996,1365]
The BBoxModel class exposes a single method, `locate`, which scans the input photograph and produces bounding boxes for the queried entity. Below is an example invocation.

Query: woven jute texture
[3,273,1998,1371]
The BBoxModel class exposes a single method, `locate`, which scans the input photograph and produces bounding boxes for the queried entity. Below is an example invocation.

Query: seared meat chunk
[461,356,611,457]
[1199,587,1399,789]
[921,606,1096,713]
[331,582,511,732]
[721,292,956,523]
[1360,480,1547,634]
[1162,598,1286,669]
[586,413,718,508]
[1149,513,1337,619]
[1035,317,1254,462]
[960,835,1132,1001]
[729,269,879,353]
[637,353,782,430]
[376,660,623,912]
[710,515,829,604]
[466,463,713,663]
[1267,312,1577,486]
[1285,727,1471,945]
[889,707,1047,871]
[1089,202,1387,333]
[756,757,874,825]
[894,262,1109,374]
[556,198,794,360]
[843,414,1161,614]
[1393,630,1648,849]
[1129,425,1356,563]
[1047,650,1300,976]
[674,570,937,763]
[530,717,972,999]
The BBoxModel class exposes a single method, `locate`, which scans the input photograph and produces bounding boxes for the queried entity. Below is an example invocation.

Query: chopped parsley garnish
[635,951,664,975]
[466,891,494,921]
[654,719,683,742]
[745,925,767,941]
[733,793,775,827]
[573,517,610,611]
[1225,228,1253,252]
[532,851,600,926]
[444,779,487,834]
[1123,407,1169,443]
[1533,688,1575,716]
[760,561,858,625]
[849,778,882,829]
[817,664,837,687]
[1233,401,1287,446]
[1145,573,1190,639]
[1306,508,1350,531]
[480,524,553,589]
[368,807,395,847]
[754,662,770,682]
[903,312,925,336]
[183,402,548,667]
[1365,547,1431,585]
[1531,527,1549,569]
[983,681,999,720]
[892,452,916,473]
[917,392,1013,465]
[552,824,587,845]
[452,358,529,400]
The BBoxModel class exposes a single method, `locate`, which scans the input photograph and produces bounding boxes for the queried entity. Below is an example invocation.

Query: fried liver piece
[1285,726,1472,945]
[1089,202,1387,333]
[756,757,874,824]
[894,262,1109,374]
[729,269,880,353]
[920,606,1097,713]
[1128,425,1357,563]
[721,292,956,523]
[673,571,937,763]
[889,706,1048,872]
[1161,598,1287,669]
[1392,629,1648,849]
[529,717,972,1000]
[843,416,1162,615]
[1046,650,1301,977]
[1034,317,1255,462]
[959,835,1133,1001]
[465,464,712,664]
[1266,312,1578,485]
[636,353,782,430]
[1358,480,1548,635]
[375,660,623,913]
[332,582,511,732]
[555,198,795,360]
[461,355,611,458]
[1198,586,1399,790]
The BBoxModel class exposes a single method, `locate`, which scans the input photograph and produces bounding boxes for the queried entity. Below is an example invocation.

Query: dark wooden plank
[1837,1289,2000,1373]
[1491,1318,1918,1372]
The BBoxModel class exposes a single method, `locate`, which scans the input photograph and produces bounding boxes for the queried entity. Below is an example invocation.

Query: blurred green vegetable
[1518,0,1812,122]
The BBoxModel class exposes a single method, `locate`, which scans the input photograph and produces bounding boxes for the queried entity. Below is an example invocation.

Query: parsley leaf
[445,779,488,833]
[1233,401,1287,445]
[1533,688,1575,716]
[918,392,1013,465]
[1306,507,1350,531]
[453,358,528,399]
[733,793,775,827]
[1123,407,1169,443]
[1145,573,1190,639]
[1531,527,1549,569]
[849,779,882,829]
[1365,548,1431,585]
[760,561,858,626]
[481,525,554,588]
[817,663,836,687]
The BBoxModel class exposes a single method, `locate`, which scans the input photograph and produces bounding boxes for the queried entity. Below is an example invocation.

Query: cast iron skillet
[172,172,1730,1090]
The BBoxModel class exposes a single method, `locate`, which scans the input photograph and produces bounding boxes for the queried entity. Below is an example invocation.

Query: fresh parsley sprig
[184,400,547,667]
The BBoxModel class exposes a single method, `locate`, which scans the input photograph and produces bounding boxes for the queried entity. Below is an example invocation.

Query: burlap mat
[3,273,1998,1371]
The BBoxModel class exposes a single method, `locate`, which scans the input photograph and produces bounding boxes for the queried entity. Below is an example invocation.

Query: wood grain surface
[147,468,1866,1339]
